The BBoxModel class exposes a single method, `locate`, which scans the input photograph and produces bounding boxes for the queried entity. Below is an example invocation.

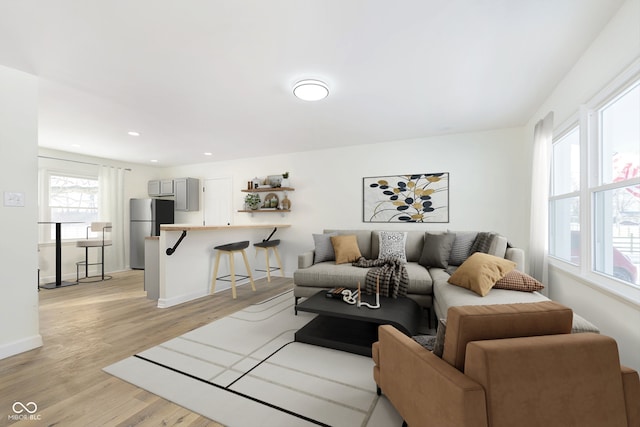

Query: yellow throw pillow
[331,235,362,264]
[448,252,516,296]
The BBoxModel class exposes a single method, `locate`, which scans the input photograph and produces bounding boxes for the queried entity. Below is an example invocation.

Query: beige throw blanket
[351,257,409,298]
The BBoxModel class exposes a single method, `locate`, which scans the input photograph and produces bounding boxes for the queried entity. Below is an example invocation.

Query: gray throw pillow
[313,232,338,263]
[413,335,437,351]
[419,232,455,269]
[448,231,478,266]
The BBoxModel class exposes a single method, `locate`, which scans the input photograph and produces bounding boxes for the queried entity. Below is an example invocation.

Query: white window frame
[39,168,100,243]
[549,60,640,305]
[549,122,581,266]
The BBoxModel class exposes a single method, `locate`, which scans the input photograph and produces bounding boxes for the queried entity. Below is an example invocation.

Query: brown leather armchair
[372,301,640,427]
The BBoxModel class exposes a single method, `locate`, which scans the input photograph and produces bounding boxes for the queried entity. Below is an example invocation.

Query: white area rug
[104,291,403,427]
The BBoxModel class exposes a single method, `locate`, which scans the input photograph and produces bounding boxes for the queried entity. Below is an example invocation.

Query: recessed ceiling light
[204,152,212,156]
[128,131,140,136]
[293,79,329,101]
[150,159,158,163]
[71,144,81,148]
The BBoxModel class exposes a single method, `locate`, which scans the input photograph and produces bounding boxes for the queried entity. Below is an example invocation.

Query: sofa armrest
[376,325,487,427]
[505,247,525,272]
[621,365,640,427]
[298,250,314,269]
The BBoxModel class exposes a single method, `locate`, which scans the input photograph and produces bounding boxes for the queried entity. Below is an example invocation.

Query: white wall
[525,0,640,370]
[0,65,41,359]
[167,127,529,276]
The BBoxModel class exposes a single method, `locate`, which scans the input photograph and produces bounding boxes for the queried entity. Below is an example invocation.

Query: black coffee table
[294,290,422,356]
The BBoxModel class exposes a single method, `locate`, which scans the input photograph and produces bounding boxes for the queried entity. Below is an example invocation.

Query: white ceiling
[0,0,625,166]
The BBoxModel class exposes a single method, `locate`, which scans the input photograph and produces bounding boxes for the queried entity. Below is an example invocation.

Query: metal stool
[254,239,283,282]
[75,222,113,283]
[210,240,255,299]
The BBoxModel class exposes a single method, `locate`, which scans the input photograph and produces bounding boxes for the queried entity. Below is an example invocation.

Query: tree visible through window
[48,174,99,240]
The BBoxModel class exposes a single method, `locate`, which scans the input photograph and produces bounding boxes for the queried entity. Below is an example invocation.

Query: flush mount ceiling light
[127,131,140,136]
[293,79,329,101]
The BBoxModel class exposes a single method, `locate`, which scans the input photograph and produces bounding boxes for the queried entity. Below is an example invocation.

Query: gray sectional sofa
[293,229,598,333]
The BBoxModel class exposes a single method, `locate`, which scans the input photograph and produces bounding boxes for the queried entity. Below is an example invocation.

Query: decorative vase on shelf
[281,172,290,188]
[281,194,291,210]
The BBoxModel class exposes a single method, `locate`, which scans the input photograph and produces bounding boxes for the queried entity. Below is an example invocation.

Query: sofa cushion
[432,278,599,334]
[404,262,433,295]
[293,262,369,288]
[493,270,544,292]
[419,232,455,269]
[331,235,362,264]
[447,231,478,266]
[377,231,408,262]
[312,232,338,263]
[448,253,516,296]
[442,301,573,371]
[293,261,433,295]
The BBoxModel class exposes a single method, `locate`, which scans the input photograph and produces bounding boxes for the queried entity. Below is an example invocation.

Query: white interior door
[203,177,233,226]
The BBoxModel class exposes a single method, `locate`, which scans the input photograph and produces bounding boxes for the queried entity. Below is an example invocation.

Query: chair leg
[263,248,271,282]
[272,246,284,277]
[241,249,256,292]
[211,251,222,294]
[229,252,237,299]
[84,247,89,277]
[101,246,105,280]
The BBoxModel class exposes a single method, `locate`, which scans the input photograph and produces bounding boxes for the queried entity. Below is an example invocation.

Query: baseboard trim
[157,289,209,308]
[0,334,43,360]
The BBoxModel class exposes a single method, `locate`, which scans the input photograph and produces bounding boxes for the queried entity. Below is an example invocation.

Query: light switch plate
[4,191,25,207]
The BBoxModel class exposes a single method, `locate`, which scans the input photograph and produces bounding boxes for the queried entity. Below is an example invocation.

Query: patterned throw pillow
[493,270,545,292]
[448,231,478,266]
[313,232,338,263]
[378,231,407,262]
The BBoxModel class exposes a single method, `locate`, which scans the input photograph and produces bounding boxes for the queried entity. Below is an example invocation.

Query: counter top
[160,223,291,231]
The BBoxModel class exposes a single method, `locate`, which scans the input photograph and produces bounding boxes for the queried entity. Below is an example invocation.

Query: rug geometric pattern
[104,291,402,427]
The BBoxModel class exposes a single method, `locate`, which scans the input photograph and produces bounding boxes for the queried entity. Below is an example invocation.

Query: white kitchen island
[156,223,291,308]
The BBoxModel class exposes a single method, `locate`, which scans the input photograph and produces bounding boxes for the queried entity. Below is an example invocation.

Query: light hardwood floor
[1,270,294,426]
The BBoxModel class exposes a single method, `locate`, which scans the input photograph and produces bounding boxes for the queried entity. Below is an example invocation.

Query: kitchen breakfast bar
[154,224,291,308]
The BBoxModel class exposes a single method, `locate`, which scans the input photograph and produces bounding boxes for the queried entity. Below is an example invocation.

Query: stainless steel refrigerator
[130,198,174,269]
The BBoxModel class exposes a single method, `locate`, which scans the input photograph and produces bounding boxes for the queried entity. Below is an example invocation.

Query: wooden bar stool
[254,239,283,282]
[210,240,255,299]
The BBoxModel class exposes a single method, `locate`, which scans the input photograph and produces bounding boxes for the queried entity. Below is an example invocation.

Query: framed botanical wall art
[363,173,449,223]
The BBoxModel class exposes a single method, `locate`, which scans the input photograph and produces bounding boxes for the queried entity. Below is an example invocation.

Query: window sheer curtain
[100,166,127,272]
[529,111,554,296]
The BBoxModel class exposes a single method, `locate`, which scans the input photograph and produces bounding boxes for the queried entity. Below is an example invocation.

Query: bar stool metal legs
[253,239,283,282]
[75,222,113,283]
[211,241,255,299]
